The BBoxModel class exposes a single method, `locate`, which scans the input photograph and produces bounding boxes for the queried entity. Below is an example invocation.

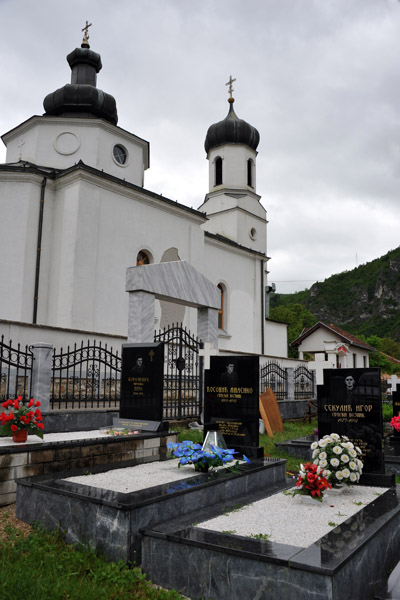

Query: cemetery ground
[0,411,397,600]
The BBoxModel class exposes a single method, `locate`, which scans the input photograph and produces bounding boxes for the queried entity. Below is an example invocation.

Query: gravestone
[119,342,167,431]
[318,368,384,475]
[203,355,263,459]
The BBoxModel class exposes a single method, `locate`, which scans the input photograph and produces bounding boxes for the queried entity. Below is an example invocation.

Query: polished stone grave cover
[142,485,400,600]
[16,457,286,564]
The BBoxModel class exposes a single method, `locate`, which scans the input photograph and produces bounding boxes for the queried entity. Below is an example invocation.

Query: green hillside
[270,246,400,343]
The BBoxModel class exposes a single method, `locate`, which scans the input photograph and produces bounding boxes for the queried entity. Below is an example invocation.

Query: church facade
[0,33,287,358]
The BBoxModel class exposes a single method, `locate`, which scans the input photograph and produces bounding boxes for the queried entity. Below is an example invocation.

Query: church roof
[43,38,118,125]
[204,99,260,154]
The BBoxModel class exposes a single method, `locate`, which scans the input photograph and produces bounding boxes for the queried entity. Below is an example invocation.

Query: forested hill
[270,246,400,343]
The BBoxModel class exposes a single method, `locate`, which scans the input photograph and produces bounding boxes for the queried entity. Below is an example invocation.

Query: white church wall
[0,176,45,323]
[38,171,206,337]
[264,320,288,358]
[202,237,265,354]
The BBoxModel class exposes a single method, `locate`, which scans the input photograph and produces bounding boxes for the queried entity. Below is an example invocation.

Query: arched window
[215,157,223,186]
[136,250,150,265]
[247,159,253,187]
[217,283,225,330]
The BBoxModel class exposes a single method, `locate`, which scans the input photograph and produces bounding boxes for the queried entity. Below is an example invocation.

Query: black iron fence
[260,361,288,401]
[154,324,203,419]
[294,365,315,400]
[0,335,33,401]
[51,340,121,409]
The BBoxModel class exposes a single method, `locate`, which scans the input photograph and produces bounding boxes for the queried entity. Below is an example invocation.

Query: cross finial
[225,75,236,103]
[81,21,92,47]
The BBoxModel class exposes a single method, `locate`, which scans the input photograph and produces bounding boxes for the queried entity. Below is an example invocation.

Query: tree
[269,303,317,359]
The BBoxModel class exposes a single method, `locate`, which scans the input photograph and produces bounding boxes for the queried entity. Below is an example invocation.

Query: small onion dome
[204,99,259,154]
[43,44,118,125]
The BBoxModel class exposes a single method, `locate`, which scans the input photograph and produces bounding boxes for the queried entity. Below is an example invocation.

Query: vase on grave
[12,429,28,443]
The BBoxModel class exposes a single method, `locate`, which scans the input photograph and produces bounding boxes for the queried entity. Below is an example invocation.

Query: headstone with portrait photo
[203,355,263,459]
[317,367,384,475]
[119,343,166,428]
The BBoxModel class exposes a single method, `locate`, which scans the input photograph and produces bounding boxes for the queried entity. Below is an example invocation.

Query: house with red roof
[291,322,375,385]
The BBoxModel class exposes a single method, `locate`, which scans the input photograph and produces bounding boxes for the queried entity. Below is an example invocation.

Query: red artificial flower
[36,422,44,430]
[34,401,41,407]
[28,399,34,408]
[13,399,20,409]
[10,424,18,432]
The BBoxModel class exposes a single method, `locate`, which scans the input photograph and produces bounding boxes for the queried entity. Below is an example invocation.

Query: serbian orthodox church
[0,28,287,358]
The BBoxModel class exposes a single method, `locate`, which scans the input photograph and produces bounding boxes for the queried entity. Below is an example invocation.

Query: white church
[0,30,288,359]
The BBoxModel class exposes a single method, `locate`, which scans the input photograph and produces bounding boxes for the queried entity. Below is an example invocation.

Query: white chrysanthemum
[312,449,320,458]
[313,460,319,466]
[330,458,340,467]
[318,439,327,448]
[319,459,328,468]
[319,451,327,460]
[355,447,362,454]
[356,459,363,468]
[333,446,343,455]
[324,436,333,443]
[342,436,349,441]
[349,461,357,470]
[350,472,357,482]
[349,449,357,458]
[341,454,349,463]
[336,471,343,480]
[342,468,350,479]
[311,441,318,450]
[356,473,360,481]
[331,433,340,441]
[316,466,322,475]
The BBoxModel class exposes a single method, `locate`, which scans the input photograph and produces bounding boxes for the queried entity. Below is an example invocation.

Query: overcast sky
[1,0,400,294]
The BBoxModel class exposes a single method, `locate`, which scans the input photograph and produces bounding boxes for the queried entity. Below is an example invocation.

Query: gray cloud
[1,0,400,294]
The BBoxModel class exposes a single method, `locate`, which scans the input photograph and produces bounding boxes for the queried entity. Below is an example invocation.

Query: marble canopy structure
[126,261,220,347]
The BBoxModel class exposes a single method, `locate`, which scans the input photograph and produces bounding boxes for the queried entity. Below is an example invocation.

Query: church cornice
[204,231,269,260]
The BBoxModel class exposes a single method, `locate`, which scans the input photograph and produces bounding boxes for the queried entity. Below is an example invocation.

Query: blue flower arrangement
[167,440,250,472]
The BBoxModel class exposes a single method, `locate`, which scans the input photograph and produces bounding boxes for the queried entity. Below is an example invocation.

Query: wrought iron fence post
[30,343,53,411]
[286,368,294,402]
[312,370,317,402]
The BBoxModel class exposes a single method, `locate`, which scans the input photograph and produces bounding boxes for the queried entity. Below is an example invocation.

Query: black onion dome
[204,100,259,153]
[43,43,118,125]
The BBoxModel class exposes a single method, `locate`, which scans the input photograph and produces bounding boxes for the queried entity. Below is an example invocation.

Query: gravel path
[198,484,384,547]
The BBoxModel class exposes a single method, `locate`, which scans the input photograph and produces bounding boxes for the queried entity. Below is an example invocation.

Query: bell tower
[199,76,266,253]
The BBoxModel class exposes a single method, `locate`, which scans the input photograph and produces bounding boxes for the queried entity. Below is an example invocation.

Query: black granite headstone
[318,368,384,474]
[204,355,263,459]
[120,343,164,421]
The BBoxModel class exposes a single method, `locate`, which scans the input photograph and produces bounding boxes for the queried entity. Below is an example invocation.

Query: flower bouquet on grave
[0,396,44,442]
[390,413,400,432]
[310,433,363,487]
[291,462,332,502]
[167,440,243,473]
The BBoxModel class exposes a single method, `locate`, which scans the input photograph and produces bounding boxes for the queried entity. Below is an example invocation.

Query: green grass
[0,525,184,600]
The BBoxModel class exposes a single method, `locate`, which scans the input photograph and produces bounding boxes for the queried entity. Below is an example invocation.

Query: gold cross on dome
[225,75,236,100]
[81,21,92,45]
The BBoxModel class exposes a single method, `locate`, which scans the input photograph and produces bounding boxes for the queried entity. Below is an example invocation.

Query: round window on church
[249,228,257,240]
[113,144,128,165]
